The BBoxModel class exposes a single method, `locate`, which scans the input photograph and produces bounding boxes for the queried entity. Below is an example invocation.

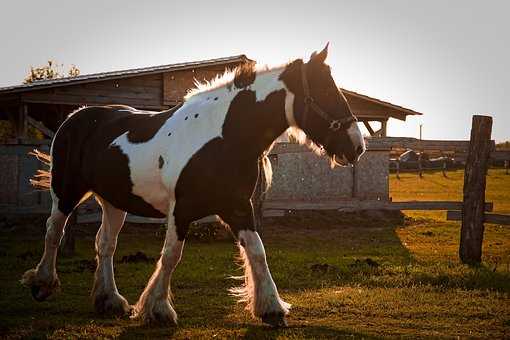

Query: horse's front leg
[132,202,185,325]
[224,200,291,327]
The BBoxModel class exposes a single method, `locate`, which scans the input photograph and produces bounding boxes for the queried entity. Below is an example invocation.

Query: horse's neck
[231,69,290,158]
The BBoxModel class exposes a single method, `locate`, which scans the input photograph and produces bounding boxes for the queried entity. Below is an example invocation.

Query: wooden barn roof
[0,55,249,94]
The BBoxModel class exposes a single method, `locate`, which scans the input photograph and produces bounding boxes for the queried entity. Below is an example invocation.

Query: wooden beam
[0,94,21,104]
[27,116,55,138]
[21,92,166,111]
[375,137,496,153]
[459,115,493,264]
[447,211,510,225]
[362,121,376,136]
[17,103,28,138]
[263,200,493,212]
[491,150,510,161]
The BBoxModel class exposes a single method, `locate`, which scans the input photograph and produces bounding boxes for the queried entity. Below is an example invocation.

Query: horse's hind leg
[21,190,82,301]
[92,197,131,315]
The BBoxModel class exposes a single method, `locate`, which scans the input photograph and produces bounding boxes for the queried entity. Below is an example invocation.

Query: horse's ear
[309,42,329,64]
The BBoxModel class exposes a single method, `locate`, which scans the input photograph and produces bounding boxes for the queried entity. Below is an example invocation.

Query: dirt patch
[348,258,380,269]
[310,263,340,274]
[119,251,154,264]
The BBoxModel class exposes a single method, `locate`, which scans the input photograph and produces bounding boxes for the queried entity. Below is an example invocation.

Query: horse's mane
[184,61,286,101]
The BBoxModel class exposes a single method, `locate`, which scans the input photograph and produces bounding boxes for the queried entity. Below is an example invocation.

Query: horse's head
[281,44,366,165]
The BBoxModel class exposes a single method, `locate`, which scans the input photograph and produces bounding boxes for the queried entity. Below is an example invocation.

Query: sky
[1,0,508,142]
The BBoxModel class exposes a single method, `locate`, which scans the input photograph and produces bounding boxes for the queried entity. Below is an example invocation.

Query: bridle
[300,63,357,131]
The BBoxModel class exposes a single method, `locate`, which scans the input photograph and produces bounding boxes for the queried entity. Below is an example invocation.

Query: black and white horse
[22,45,365,327]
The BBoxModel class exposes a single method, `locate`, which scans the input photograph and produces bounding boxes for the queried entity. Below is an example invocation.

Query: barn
[0,55,421,215]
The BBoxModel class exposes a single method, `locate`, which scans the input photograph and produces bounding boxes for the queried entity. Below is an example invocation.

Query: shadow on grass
[116,322,178,339]
[242,323,374,340]
[263,210,510,294]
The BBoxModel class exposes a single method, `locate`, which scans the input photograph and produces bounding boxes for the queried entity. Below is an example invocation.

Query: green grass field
[0,169,509,339]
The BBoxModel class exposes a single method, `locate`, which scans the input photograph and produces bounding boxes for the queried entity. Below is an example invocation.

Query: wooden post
[381,119,388,137]
[60,211,76,257]
[418,153,423,178]
[17,103,28,138]
[396,159,400,179]
[352,163,358,198]
[442,156,447,178]
[505,160,509,175]
[459,115,492,264]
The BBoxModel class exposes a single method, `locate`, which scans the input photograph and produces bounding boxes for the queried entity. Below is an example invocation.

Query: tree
[24,60,80,84]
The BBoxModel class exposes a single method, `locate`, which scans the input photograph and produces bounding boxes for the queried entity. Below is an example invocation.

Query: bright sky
[1,1,508,141]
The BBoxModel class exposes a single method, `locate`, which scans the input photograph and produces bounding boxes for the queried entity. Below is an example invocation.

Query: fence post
[459,115,492,264]
[418,153,423,178]
[396,159,400,179]
[505,160,509,175]
[442,157,447,177]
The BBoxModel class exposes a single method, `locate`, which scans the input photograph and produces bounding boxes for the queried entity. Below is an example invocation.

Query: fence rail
[447,210,510,225]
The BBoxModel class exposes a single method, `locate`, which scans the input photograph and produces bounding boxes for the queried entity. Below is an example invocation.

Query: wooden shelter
[0,55,422,214]
[342,89,422,137]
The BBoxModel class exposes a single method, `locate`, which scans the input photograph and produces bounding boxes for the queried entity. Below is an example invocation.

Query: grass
[0,169,509,338]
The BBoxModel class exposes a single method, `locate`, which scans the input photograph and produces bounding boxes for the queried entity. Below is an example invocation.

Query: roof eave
[341,88,424,118]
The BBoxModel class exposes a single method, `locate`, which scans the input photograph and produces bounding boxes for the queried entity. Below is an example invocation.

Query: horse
[21,44,365,327]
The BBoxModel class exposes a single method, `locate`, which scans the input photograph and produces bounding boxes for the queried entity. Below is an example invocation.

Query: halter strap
[300,63,357,131]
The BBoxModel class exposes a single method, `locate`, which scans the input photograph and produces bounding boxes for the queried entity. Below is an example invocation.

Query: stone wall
[266,143,389,202]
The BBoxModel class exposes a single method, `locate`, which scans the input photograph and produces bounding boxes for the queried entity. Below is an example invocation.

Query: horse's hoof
[22,269,60,302]
[152,310,178,325]
[94,293,132,316]
[262,312,288,328]
[132,298,178,326]
[133,311,178,326]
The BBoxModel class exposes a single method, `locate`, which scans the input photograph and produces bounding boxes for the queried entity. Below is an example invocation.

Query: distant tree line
[496,141,510,150]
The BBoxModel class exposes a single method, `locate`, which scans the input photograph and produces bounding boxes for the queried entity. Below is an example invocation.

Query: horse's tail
[29,149,51,190]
